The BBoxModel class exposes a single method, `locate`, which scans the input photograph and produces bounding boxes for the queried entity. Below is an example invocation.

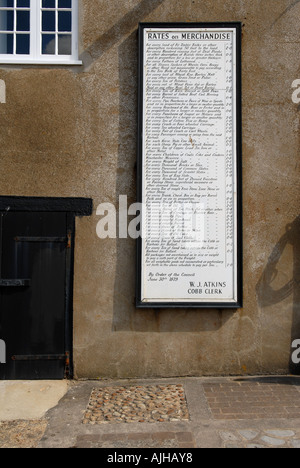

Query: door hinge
[0,279,31,287]
[12,354,66,361]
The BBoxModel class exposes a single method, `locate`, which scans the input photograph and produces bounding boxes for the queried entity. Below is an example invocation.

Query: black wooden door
[0,212,72,380]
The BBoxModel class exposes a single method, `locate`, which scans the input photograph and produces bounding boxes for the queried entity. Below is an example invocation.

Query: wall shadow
[80,0,166,69]
[256,216,300,374]
[112,30,233,334]
[272,0,300,27]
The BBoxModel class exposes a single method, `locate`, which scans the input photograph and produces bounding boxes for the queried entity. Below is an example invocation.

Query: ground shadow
[233,375,300,386]
[256,216,300,374]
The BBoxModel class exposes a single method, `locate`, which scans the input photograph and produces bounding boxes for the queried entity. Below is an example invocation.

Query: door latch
[67,232,72,249]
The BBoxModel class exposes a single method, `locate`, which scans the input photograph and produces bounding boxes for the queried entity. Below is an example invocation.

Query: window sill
[0,59,83,66]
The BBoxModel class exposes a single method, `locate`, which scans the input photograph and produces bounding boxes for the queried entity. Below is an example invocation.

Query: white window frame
[0,0,81,65]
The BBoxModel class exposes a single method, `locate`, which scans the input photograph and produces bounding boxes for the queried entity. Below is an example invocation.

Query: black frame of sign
[136,23,243,309]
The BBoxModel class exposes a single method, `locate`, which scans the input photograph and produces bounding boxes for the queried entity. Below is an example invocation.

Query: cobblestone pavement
[83,384,189,425]
[1,376,300,448]
[220,429,300,448]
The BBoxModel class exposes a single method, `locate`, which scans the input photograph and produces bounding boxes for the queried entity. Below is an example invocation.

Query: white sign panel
[137,23,242,308]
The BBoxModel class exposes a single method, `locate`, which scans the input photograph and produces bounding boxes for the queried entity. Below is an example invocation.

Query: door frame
[0,196,93,379]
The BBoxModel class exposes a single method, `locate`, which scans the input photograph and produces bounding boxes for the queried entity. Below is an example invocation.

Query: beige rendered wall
[0,0,299,378]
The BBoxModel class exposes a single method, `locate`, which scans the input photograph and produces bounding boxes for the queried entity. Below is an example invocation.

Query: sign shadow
[112,32,233,333]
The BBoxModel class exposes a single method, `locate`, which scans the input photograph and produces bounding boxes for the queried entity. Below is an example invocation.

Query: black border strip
[0,196,93,216]
[136,22,243,309]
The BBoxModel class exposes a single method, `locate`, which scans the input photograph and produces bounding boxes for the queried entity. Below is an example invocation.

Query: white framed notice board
[136,23,242,308]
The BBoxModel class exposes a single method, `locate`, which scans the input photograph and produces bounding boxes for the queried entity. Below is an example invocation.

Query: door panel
[0,212,69,380]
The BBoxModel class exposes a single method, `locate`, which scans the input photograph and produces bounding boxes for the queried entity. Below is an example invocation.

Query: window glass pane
[0,0,76,60]
[42,10,55,31]
[16,33,29,54]
[0,11,14,31]
[42,34,55,54]
[58,34,71,54]
[42,0,55,8]
[17,10,30,31]
[0,1,14,7]
[58,11,71,32]
[17,0,30,7]
[58,0,71,8]
[0,33,13,53]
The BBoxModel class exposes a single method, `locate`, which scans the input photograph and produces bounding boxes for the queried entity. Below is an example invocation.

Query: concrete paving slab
[0,380,69,421]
